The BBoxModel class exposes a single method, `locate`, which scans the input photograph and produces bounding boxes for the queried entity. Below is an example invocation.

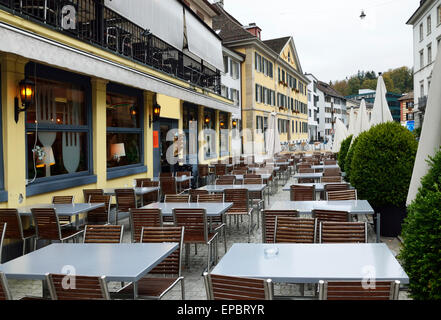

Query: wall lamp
[232,119,238,129]
[149,103,161,128]
[15,78,35,123]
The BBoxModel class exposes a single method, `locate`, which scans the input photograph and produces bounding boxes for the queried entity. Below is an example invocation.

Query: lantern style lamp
[15,78,35,123]
[149,103,161,127]
[232,120,237,129]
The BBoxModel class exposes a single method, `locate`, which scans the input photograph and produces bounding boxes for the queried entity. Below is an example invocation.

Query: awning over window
[104,0,184,51]
[184,8,224,71]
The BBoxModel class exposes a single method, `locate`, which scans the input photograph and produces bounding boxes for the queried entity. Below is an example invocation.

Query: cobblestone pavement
[6,177,410,300]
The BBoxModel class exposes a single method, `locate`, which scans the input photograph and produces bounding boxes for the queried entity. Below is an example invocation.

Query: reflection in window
[203,109,216,159]
[219,112,229,156]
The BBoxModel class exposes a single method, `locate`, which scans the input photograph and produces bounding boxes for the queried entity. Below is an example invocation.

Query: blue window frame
[24,63,96,197]
[0,65,7,202]
[106,82,146,180]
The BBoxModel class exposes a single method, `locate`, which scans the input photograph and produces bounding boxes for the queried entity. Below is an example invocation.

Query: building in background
[406,0,441,128]
[212,1,310,154]
[305,73,319,142]
[346,89,402,122]
[346,99,374,125]
[316,81,347,144]
[398,92,415,131]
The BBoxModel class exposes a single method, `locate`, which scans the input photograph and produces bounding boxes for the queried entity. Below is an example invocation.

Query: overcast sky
[221,0,419,83]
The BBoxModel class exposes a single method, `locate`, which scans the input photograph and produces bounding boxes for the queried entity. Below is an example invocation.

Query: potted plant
[338,135,353,172]
[350,122,418,237]
[398,148,441,299]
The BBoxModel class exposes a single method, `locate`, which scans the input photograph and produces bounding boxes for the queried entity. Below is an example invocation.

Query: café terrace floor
[6,177,410,300]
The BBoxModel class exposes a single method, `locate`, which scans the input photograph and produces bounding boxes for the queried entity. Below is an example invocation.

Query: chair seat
[184,232,217,244]
[118,277,180,299]
[22,227,36,239]
[226,208,253,216]
[60,227,84,241]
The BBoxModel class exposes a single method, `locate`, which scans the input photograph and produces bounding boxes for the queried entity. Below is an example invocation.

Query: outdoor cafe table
[0,243,178,299]
[270,200,379,242]
[210,243,409,286]
[293,172,323,182]
[310,165,340,170]
[103,187,160,207]
[282,182,354,200]
[142,202,233,218]
[198,184,269,205]
[18,203,104,229]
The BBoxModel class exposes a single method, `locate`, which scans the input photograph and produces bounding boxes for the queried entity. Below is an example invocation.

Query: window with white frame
[223,56,229,74]
[427,15,432,35]
[420,23,424,41]
[420,50,424,69]
[428,43,432,64]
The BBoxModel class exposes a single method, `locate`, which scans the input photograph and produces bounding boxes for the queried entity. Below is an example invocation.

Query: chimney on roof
[244,23,262,40]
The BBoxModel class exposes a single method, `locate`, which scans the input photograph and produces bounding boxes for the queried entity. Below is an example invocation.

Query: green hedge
[350,122,417,207]
[344,135,361,182]
[399,148,441,300]
[337,135,353,172]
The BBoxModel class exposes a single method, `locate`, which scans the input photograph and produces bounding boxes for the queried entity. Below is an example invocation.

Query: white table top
[293,173,323,179]
[224,174,272,180]
[0,243,178,282]
[211,243,409,284]
[18,203,104,216]
[152,176,193,183]
[103,187,160,195]
[198,184,267,193]
[311,165,340,170]
[142,202,233,216]
[269,200,374,215]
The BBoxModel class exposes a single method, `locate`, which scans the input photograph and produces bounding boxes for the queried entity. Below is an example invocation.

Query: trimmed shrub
[344,135,361,182]
[350,122,418,207]
[399,148,441,300]
[337,135,353,172]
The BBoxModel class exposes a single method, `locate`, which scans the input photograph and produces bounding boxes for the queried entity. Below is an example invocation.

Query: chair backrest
[52,196,74,204]
[173,208,208,243]
[299,168,314,174]
[274,217,317,243]
[115,189,137,212]
[159,172,173,177]
[88,195,112,224]
[215,164,227,176]
[198,164,209,177]
[324,183,350,193]
[216,179,235,186]
[297,164,311,170]
[224,189,249,213]
[324,160,337,165]
[0,223,6,263]
[31,208,62,241]
[323,168,341,176]
[320,222,367,243]
[197,194,224,203]
[312,209,349,223]
[290,185,315,201]
[232,170,247,175]
[189,189,209,202]
[327,189,357,201]
[244,174,262,179]
[164,194,190,203]
[321,176,342,183]
[83,225,124,244]
[244,178,263,185]
[46,273,110,300]
[140,226,184,276]
[0,209,24,240]
[262,210,299,243]
[204,273,273,300]
[83,189,104,202]
[318,280,400,300]
[160,177,178,195]
[0,271,12,300]
[130,209,162,243]
[176,171,191,177]
[134,178,151,188]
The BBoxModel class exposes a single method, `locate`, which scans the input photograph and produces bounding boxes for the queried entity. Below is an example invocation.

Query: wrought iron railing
[0,0,221,94]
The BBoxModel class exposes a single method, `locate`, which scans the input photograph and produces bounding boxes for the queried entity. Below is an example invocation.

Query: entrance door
[153,118,178,176]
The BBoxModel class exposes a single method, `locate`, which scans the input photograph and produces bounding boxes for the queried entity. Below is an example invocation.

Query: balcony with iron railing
[0,0,221,94]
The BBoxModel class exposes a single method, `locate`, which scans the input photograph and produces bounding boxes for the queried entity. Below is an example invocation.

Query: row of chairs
[290,185,357,201]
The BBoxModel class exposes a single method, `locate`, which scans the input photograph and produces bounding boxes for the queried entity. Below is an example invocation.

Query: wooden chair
[46,273,110,300]
[312,209,349,223]
[274,217,317,243]
[173,209,217,272]
[290,185,315,201]
[115,189,137,225]
[232,170,247,175]
[327,189,357,201]
[189,189,209,202]
[129,208,163,243]
[320,222,367,243]
[215,164,227,177]
[134,178,151,188]
[321,176,342,183]
[83,189,104,202]
[197,194,227,253]
[31,208,84,249]
[159,172,173,177]
[324,184,350,193]
[117,227,185,300]
[262,210,299,243]
[87,195,111,225]
[0,209,36,257]
[52,196,74,226]
[83,225,124,244]
[216,178,235,186]
[324,160,337,165]
[244,178,265,225]
[160,177,181,198]
[164,195,190,203]
[318,280,400,300]
[176,171,192,191]
[299,168,314,173]
[323,168,341,176]
[197,164,210,187]
[0,223,5,263]
[224,189,254,243]
[204,273,273,300]
[297,164,311,170]
[141,180,160,204]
